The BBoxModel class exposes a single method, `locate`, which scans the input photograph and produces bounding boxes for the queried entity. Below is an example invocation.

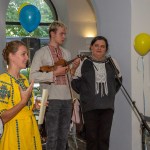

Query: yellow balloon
[18,2,30,14]
[134,33,150,56]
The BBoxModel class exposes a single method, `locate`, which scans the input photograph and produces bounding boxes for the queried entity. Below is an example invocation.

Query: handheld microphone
[107,56,119,75]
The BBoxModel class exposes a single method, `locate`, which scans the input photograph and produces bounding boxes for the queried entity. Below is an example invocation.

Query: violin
[39,55,86,72]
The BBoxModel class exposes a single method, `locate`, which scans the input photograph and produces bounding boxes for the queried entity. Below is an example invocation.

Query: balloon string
[142,57,146,115]
[137,56,146,115]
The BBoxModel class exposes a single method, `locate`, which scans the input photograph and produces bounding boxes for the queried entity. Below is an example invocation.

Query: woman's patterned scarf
[93,62,108,97]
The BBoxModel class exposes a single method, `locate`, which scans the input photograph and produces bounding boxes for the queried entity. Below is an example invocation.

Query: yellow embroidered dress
[0,73,42,150]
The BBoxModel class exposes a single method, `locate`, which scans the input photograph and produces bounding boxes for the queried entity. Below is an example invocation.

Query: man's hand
[53,66,69,76]
[71,58,80,76]
[72,58,80,69]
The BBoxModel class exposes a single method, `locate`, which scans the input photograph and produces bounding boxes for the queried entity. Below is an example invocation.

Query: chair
[142,115,150,150]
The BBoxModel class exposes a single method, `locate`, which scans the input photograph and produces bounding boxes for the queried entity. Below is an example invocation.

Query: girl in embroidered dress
[0,41,42,150]
[71,36,122,150]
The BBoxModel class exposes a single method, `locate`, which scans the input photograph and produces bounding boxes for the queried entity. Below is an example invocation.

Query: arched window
[6,0,58,62]
[6,0,58,38]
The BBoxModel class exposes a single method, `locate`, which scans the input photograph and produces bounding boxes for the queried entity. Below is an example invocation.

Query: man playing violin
[29,21,80,150]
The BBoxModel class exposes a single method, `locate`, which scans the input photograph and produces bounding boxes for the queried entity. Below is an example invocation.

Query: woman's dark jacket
[71,58,122,113]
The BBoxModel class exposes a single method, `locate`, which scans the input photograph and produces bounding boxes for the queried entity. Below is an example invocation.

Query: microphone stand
[108,56,150,150]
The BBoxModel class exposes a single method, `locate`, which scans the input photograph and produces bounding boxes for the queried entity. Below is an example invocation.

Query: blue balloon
[19,5,41,32]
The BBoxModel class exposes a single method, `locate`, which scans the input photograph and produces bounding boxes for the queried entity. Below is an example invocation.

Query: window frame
[6,0,58,35]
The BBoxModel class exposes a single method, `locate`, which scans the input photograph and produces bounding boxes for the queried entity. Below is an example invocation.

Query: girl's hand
[19,80,34,106]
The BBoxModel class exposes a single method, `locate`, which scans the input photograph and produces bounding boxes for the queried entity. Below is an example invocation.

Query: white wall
[132,0,150,115]
[52,0,97,57]
[132,0,150,149]
[0,0,9,73]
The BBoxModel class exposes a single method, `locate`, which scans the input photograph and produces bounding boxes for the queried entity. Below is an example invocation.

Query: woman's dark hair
[90,36,109,51]
[2,40,27,65]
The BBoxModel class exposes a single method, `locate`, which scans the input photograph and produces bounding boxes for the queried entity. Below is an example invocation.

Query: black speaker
[21,37,41,63]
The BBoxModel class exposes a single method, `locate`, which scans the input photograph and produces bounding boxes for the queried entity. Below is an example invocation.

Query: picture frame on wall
[78,50,91,57]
